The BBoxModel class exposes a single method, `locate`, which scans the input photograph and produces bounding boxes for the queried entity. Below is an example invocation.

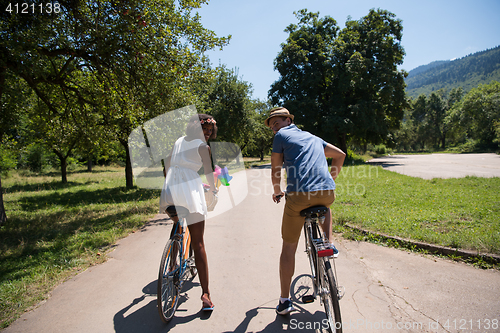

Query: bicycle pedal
[337,286,345,300]
[302,295,315,303]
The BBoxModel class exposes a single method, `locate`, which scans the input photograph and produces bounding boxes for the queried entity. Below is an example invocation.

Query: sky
[196,0,500,101]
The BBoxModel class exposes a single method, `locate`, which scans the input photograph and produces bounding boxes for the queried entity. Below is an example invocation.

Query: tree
[1,0,229,187]
[410,94,431,149]
[206,67,254,150]
[0,70,13,225]
[26,86,85,183]
[0,69,32,225]
[270,9,408,152]
[242,100,274,160]
[270,10,339,145]
[400,88,463,151]
[392,108,418,151]
[451,81,500,148]
[427,93,447,148]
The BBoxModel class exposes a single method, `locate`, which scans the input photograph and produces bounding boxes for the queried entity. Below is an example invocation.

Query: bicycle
[300,205,344,333]
[157,205,197,323]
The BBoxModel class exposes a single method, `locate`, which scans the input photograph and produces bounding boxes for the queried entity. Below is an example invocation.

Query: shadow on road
[366,155,406,168]
[221,304,329,333]
[222,307,285,333]
[113,278,205,333]
[367,161,404,168]
[113,274,330,332]
[251,164,272,169]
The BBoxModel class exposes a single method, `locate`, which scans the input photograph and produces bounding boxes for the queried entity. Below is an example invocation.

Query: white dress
[159,137,207,223]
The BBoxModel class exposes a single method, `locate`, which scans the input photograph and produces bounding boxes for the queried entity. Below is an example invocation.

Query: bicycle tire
[188,244,197,278]
[321,258,342,333]
[303,223,318,279]
[157,237,182,323]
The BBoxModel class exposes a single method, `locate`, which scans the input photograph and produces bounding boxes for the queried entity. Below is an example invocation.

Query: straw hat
[264,107,294,127]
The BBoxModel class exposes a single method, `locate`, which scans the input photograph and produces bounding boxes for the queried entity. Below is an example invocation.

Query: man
[265,107,346,315]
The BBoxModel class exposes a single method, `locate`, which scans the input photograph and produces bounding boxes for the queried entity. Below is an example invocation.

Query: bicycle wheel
[303,224,318,279]
[321,258,342,333]
[188,244,197,278]
[157,237,182,323]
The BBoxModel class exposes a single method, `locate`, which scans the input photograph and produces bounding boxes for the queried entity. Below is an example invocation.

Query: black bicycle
[300,205,343,333]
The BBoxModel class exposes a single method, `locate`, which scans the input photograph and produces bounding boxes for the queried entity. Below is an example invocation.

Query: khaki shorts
[282,190,336,243]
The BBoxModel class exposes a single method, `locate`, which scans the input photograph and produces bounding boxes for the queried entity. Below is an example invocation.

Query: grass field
[333,165,500,255]
[0,166,160,328]
[1,162,499,327]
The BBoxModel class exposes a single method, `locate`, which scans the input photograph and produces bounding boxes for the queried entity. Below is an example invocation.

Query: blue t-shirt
[272,124,335,193]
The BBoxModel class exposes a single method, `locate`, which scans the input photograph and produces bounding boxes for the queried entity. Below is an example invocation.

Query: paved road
[4,167,500,333]
[368,153,500,179]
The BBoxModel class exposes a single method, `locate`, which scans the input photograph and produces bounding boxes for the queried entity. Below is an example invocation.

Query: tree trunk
[53,150,68,183]
[87,153,93,172]
[61,157,68,183]
[0,69,6,225]
[0,175,6,226]
[53,139,77,183]
[337,133,348,154]
[123,141,134,188]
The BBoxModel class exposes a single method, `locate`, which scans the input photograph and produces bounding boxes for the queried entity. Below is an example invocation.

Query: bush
[343,149,366,165]
[26,145,44,172]
[66,157,83,171]
[374,144,387,155]
[0,138,17,175]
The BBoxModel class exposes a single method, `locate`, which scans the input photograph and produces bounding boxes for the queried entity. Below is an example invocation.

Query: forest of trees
[1,2,499,225]
[406,45,500,98]
[392,82,500,152]
[396,82,500,152]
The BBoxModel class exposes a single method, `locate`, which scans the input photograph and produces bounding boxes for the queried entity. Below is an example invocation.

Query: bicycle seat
[166,206,190,219]
[300,206,329,218]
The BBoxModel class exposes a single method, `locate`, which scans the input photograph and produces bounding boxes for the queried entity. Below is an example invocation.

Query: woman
[160,113,218,311]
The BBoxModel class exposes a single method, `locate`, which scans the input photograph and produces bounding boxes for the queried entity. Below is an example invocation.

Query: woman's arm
[199,144,216,192]
[163,144,175,178]
[162,155,171,178]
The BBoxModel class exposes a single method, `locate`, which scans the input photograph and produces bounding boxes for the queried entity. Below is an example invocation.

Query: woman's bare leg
[187,215,213,307]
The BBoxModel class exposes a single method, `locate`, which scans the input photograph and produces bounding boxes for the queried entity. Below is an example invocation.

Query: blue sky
[197,0,500,101]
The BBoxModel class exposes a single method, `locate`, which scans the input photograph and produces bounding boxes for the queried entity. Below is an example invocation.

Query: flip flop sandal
[202,303,215,311]
[201,295,214,311]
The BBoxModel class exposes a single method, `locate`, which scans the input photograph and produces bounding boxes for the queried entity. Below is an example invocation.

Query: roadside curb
[343,223,500,265]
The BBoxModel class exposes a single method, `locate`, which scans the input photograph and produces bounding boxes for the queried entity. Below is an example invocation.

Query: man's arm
[324,143,346,180]
[271,152,284,202]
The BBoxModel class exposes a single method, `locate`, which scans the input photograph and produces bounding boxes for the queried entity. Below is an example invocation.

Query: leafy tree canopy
[450,81,500,146]
[270,8,408,152]
[0,0,230,185]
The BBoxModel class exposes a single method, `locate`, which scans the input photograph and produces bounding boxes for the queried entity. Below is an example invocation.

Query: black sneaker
[276,299,295,315]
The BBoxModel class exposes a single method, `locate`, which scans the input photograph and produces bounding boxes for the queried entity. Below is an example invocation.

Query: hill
[405,45,500,98]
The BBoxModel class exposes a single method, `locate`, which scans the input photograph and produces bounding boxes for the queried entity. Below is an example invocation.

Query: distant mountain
[407,60,451,77]
[405,45,500,98]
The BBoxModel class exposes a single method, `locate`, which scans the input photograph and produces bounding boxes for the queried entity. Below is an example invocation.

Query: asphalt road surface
[4,162,500,333]
[367,153,500,179]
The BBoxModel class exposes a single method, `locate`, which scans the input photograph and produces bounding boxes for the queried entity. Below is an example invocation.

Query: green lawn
[333,165,500,255]
[0,167,160,328]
